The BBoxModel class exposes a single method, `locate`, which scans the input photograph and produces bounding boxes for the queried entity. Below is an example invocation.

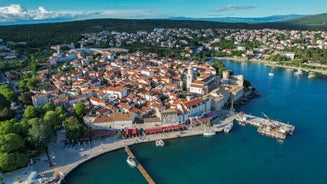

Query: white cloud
[0,4,159,23]
[213,5,255,12]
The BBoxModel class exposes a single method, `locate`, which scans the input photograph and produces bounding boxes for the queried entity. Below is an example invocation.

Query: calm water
[63,61,327,184]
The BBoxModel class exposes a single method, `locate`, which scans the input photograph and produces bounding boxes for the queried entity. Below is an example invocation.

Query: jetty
[124,146,155,184]
[235,112,295,141]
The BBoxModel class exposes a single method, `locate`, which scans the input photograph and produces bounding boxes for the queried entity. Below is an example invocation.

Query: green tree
[44,111,61,129]
[0,152,28,172]
[27,118,44,126]
[0,119,17,135]
[0,94,10,110]
[65,116,90,141]
[19,92,34,105]
[212,60,227,77]
[0,133,24,153]
[0,107,15,121]
[23,106,38,119]
[0,85,17,102]
[74,102,85,120]
[26,78,39,90]
[43,102,55,112]
[18,79,28,90]
[28,124,51,149]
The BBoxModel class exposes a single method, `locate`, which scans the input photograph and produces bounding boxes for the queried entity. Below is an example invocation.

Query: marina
[235,112,295,141]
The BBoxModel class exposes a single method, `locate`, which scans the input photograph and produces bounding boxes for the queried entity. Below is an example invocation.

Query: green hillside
[286,13,327,29]
[0,17,324,47]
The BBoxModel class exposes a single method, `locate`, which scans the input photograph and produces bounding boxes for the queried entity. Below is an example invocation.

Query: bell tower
[186,64,193,90]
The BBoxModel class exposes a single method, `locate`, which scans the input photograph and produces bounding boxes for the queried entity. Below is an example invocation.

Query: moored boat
[155,139,165,147]
[203,130,216,136]
[126,156,137,167]
[224,122,234,133]
[308,71,316,79]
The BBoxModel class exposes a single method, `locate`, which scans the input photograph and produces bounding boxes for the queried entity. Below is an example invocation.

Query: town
[0,26,319,183]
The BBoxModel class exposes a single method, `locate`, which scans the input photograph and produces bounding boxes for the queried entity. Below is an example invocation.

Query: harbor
[6,109,295,184]
[235,112,295,141]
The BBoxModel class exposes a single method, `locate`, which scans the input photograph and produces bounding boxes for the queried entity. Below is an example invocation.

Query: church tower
[186,64,193,90]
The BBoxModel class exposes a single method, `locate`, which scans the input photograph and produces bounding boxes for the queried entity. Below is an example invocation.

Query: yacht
[268,72,274,76]
[155,139,165,147]
[203,130,216,136]
[126,156,137,167]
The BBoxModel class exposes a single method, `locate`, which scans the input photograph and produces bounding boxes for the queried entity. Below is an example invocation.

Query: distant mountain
[286,13,327,29]
[168,15,306,23]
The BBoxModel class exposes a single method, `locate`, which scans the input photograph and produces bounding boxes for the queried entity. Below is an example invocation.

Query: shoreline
[59,123,228,183]
[34,110,234,183]
[217,57,327,75]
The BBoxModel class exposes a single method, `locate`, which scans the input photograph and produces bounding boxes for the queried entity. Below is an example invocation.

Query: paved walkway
[4,110,236,184]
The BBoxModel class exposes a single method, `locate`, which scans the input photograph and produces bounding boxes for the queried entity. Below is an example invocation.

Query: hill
[168,15,306,23]
[0,17,324,47]
[286,13,327,29]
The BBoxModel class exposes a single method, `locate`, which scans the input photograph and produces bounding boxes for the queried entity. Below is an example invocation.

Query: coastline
[216,57,327,75]
[36,110,234,183]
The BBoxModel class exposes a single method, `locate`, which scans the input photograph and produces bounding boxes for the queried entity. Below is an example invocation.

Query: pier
[124,146,155,184]
[235,112,295,141]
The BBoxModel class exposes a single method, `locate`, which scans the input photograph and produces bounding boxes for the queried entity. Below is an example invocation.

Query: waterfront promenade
[5,110,234,184]
[5,109,294,184]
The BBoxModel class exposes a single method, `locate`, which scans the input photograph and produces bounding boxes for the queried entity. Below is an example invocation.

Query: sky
[0,0,326,23]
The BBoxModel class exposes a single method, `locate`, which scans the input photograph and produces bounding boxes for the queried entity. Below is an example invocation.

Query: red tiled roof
[93,116,113,124]
[183,98,202,108]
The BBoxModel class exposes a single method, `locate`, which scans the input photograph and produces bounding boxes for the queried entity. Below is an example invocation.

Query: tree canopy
[74,102,85,120]
[0,133,24,153]
[0,152,28,172]
[23,105,38,119]
[28,124,51,149]
[0,85,17,102]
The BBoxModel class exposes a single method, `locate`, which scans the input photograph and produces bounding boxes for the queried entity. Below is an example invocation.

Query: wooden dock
[124,146,155,184]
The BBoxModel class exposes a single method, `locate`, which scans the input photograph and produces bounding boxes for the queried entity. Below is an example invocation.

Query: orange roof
[183,98,202,108]
[93,116,113,124]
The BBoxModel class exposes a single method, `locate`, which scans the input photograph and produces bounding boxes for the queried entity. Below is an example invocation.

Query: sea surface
[63,60,327,184]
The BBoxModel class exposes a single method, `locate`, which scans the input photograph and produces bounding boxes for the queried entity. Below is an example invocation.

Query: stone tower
[56,45,60,55]
[186,64,193,90]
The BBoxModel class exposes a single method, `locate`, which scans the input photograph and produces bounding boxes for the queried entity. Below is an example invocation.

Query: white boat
[268,72,274,76]
[224,122,234,133]
[308,72,316,79]
[155,139,165,147]
[294,68,303,76]
[126,156,137,167]
[203,130,216,136]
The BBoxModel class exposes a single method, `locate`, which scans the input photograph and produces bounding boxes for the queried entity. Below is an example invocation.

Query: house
[89,96,106,107]
[155,108,179,125]
[92,116,114,129]
[110,112,136,129]
[106,86,128,98]
[68,94,87,106]
[176,98,206,121]
[32,94,48,107]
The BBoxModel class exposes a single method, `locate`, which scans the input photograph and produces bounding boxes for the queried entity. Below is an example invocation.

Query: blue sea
[63,60,327,184]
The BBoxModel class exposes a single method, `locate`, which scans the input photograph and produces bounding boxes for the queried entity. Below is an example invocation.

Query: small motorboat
[203,130,216,136]
[155,139,165,147]
[126,156,137,167]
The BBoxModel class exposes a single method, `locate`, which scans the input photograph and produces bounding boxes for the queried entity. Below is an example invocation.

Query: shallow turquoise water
[63,61,327,184]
